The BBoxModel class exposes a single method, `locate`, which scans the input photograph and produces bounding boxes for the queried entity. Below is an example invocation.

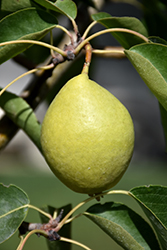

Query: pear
[41,72,134,194]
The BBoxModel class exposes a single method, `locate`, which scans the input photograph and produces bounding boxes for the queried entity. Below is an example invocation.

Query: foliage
[0,0,167,249]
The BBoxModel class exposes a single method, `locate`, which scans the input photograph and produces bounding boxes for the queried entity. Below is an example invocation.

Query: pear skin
[41,73,134,194]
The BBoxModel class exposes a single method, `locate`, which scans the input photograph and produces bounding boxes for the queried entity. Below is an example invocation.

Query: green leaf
[149,36,167,45]
[125,43,167,111]
[0,0,33,12]
[0,8,58,64]
[130,185,167,250]
[0,90,42,152]
[55,0,77,20]
[0,183,29,243]
[91,12,113,20]
[40,204,72,250]
[84,202,160,250]
[139,38,167,151]
[142,0,167,41]
[33,0,77,20]
[91,13,148,49]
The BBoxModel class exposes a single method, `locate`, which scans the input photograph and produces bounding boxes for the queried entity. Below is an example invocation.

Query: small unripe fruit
[41,73,134,194]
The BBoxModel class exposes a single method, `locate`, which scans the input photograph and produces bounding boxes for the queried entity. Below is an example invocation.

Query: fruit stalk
[81,43,92,75]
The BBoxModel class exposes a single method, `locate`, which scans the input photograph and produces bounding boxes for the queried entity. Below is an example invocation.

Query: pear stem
[81,43,92,75]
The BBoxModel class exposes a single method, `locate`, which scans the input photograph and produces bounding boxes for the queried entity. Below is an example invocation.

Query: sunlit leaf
[125,43,167,111]
[91,12,113,20]
[84,202,160,250]
[55,0,77,19]
[33,0,77,20]
[130,185,167,250]
[91,13,148,49]
[0,90,42,152]
[0,184,29,243]
[142,37,167,150]
[0,8,58,64]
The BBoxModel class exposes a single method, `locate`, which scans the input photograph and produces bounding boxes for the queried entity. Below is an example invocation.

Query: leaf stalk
[0,40,67,57]
[58,189,130,230]
[75,28,149,54]
[0,64,54,96]
[60,237,92,250]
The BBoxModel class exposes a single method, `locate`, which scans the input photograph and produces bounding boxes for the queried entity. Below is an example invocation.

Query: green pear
[40,72,134,194]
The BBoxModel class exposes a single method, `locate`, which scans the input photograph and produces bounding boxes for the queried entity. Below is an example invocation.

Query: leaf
[55,0,77,20]
[0,90,42,152]
[40,204,72,250]
[125,43,167,111]
[149,36,167,45]
[91,12,113,20]
[136,38,167,151]
[142,0,167,41]
[84,202,160,250]
[91,13,148,49]
[0,183,29,243]
[130,185,167,250]
[0,8,58,64]
[33,0,77,20]
[0,0,33,12]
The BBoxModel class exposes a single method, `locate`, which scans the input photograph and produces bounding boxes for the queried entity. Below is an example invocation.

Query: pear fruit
[41,73,134,194]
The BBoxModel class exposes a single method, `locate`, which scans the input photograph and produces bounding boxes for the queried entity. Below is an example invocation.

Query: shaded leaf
[142,0,167,41]
[0,8,58,64]
[40,204,72,250]
[22,27,65,65]
[91,13,148,49]
[0,90,42,152]
[84,202,160,250]
[125,43,167,111]
[33,0,77,20]
[149,36,167,45]
[0,183,29,243]
[0,0,33,13]
[22,37,52,65]
[130,185,167,250]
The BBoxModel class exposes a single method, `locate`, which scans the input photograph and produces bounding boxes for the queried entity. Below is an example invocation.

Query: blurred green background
[1,156,167,250]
